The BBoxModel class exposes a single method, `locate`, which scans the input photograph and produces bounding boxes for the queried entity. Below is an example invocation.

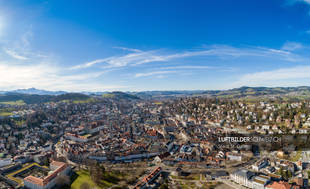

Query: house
[211,171,229,179]
[252,175,270,189]
[298,129,307,134]
[227,153,242,161]
[247,125,253,130]
[292,177,308,188]
[265,181,300,189]
[272,125,279,131]
[262,125,270,130]
[291,129,296,134]
[180,145,192,155]
[166,141,174,152]
[0,158,12,168]
[252,159,269,171]
[134,167,162,189]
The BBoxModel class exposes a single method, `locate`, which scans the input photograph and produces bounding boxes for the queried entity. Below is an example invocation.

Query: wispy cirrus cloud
[72,45,301,70]
[134,65,236,79]
[71,50,166,69]
[2,28,43,61]
[134,70,177,78]
[286,0,310,5]
[113,46,142,53]
[302,0,310,4]
[281,42,303,51]
[3,48,28,60]
[158,65,214,70]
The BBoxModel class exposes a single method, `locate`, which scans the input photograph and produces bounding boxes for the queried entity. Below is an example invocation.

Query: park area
[71,170,99,189]
[71,169,129,189]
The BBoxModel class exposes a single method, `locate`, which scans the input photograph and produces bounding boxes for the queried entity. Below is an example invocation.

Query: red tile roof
[266,181,300,189]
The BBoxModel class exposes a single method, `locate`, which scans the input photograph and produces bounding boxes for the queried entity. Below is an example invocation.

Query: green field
[71,170,99,189]
[0,100,25,105]
[102,93,115,98]
[71,169,124,189]
[73,98,96,104]
[0,112,13,116]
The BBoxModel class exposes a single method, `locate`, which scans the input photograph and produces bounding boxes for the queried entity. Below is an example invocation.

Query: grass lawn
[170,174,201,181]
[0,111,13,116]
[71,170,123,189]
[289,150,302,162]
[71,170,99,189]
[102,93,115,98]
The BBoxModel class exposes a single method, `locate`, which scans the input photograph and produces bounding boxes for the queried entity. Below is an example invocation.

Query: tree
[287,170,292,178]
[56,175,70,186]
[159,178,169,189]
[160,184,169,189]
[88,160,105,185]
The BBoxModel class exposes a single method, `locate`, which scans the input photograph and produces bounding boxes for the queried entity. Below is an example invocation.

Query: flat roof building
[24,161,70,189]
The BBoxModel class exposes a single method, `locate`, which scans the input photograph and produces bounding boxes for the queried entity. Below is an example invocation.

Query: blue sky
[1,0,310,91]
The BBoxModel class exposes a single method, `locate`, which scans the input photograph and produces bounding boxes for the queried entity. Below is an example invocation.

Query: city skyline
[1,0,310,92]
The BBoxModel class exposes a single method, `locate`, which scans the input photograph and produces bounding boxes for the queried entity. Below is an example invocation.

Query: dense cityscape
[0,89,309,188]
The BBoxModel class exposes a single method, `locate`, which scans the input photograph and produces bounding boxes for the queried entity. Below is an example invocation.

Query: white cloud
[133,66,217,79]
[113,46,142,53]
[135,71,177,78]
[1,28,46,61]
[282,42,303,51]
[3,48,28,60]
[286,0,310,5]
[20,29,33,48]
[234,66,310,87]
[300,0,310,4]
[159,66,213,70]
[0,62,125,91]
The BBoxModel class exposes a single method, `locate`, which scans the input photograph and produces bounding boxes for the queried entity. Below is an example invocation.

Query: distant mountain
[2,86,310,103]
[10,88,66,95]
[131,90,208,99]
[201,86,310,99]
[129,86,310,99]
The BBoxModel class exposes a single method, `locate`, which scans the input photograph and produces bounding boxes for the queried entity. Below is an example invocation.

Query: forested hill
[0,93,90,104]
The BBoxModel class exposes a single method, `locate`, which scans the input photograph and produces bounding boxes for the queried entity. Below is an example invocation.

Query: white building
[230,169,255,188]
[0,158,12,167]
